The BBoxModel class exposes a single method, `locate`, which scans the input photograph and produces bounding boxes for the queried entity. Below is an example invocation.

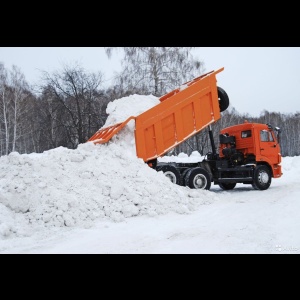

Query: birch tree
[105,47,204,96]
[10,65,29,152]
[0,63,9,155]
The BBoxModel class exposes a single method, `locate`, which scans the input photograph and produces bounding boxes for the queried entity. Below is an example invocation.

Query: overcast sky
[0,47,299,116]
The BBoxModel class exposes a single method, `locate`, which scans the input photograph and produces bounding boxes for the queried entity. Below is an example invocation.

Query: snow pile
[105,94,159,126]
[279,156,300,179]
[105,94,160,156]
[159,151,205,163]
[0,94,219,239]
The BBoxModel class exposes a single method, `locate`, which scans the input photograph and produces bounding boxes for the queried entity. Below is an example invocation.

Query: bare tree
[105,47,204,96]
[40,63,105,148]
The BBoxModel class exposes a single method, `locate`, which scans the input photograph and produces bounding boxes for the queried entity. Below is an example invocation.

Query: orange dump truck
[88,67,282,190]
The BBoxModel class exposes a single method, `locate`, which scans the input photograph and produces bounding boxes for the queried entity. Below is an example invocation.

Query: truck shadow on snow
[210,184,282,193]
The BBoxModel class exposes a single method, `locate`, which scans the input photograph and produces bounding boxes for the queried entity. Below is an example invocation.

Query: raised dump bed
[88,67,226,162]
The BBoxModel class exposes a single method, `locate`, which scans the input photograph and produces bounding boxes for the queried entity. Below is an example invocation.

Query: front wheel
[184,167,211,190]
[252,165,272,190]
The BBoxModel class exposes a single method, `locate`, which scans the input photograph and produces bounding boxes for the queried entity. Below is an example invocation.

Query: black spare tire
[218,182,236,190]
[218,86,230,112]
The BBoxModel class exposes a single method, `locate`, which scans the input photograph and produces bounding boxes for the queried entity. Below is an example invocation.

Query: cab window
[260,130,274,142]
[241,130,251,138]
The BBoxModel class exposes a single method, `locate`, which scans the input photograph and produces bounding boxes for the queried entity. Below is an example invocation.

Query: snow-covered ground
[0,94,299,254]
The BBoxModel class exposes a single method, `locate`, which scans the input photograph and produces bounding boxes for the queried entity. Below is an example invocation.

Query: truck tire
[156,165,181,185]
[252,165,272,190]
[184,167,211,190]
[180,168,191,186]
[218,86,230,112]
[218,182,236,190]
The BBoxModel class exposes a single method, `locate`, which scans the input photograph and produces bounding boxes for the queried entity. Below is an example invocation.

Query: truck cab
[213,121,282,190]
[219,121,282,178]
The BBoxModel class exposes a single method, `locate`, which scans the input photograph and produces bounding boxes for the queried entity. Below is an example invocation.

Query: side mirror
[274,127,281,144]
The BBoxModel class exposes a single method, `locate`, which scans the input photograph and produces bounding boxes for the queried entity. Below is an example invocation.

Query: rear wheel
[184,167,211,190]
[156,165,181,185]
[252,165,272,190]
[218,182,236,190]
[180,168,191,186]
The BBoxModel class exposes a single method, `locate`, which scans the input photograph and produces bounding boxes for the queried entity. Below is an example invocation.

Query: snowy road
[2,167,299,254]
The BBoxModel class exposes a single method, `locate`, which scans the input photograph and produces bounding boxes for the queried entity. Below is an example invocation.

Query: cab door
[258,129,281,164]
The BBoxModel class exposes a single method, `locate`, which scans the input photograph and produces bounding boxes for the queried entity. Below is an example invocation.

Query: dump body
[88,67,224,162]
